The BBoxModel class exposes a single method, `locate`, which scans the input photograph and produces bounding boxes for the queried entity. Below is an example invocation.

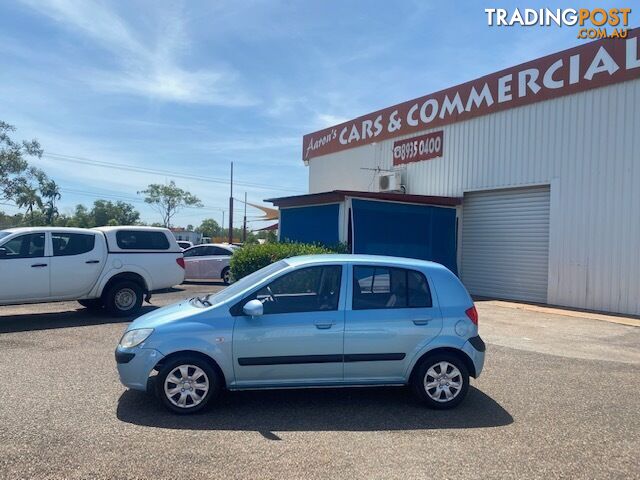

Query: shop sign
[303,29,640,161]
[392,131,443,165]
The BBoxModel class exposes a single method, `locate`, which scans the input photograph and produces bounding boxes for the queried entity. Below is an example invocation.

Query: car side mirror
[0,247,7,257]
[243,299,263,317]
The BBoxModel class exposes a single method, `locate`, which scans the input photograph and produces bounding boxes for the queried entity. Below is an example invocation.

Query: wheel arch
[153,350,227,388]
[408,347,477,385]
[101,272,148,297]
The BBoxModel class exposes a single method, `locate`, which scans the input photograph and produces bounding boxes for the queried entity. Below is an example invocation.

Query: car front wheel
[412,353,470,409]
[156,356,221,414]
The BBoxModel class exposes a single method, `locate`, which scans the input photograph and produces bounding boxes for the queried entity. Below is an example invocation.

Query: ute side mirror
[243,299,264,317]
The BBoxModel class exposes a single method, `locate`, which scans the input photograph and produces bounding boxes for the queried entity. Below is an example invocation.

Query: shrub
[230,242,348,280]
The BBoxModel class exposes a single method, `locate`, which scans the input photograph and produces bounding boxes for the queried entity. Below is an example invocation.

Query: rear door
[232,264,346,387]
[183,246,207,279]
[49,232,104,298]
[344,265,442,383]
[199,246,232,279]
[0,232,50,302]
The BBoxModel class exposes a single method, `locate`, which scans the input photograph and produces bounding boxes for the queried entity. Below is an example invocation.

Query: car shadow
[0,305,161,334]
[117,386,512,437]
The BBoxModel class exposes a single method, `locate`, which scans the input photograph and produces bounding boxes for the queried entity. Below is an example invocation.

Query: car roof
[187,243,234,249]
[1,226,98,235]
[93,226,170,232]
[283,254,446,270]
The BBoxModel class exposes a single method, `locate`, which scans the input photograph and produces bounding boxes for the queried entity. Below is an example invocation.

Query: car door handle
[85,260,100,264]
[31,263,48,268]
[315,322,335,329]
[413,318,432,325]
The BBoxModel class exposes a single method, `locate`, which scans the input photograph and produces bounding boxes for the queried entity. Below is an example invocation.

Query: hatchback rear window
[116,231,170,250]
[353,266,432,310]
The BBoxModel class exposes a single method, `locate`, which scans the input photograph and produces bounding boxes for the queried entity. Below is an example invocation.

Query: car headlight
[119,328,154,348]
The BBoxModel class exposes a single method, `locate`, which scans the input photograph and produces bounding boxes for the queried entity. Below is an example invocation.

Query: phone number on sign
[392,131,443,165]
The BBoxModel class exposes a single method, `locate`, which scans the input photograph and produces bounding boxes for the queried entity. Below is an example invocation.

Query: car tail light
[176,257,185,269]
[465,305,478,325]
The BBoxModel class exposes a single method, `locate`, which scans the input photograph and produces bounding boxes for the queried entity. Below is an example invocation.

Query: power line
[43,152,305,194]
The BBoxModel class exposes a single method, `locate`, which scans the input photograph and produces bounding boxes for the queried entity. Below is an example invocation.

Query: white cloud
[17,0,255,106]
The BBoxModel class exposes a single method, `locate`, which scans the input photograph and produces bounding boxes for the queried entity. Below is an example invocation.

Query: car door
[183,246,206,279]
[0,232,50,302]
[196,246,220,279]
[344,265,443,383]
[232,264,346,387]
[49,232,105,298]
[201,246,232,279]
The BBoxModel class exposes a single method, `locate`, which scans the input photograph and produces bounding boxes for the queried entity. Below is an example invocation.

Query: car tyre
[221,267,231,285]
[156,355,221,414]
[78,299,103,310]
[412,353,470,409]
[104,280,144,317]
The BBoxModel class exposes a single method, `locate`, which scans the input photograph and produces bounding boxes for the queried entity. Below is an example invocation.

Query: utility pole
[242,192,247,243]
[221,211,225,240]
[228,162,234,244]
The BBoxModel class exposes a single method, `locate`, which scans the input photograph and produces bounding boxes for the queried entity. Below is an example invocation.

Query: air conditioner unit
[377,171,402,192]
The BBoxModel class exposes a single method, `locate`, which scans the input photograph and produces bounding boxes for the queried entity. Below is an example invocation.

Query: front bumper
[462,335,486,378]
[115,347,164,391]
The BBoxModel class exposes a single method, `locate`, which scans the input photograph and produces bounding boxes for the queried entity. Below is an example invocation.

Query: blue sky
[0,0,632,228]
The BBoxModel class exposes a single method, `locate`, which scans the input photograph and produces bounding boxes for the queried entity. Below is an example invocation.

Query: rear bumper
[116,347,164,391]
[462,335,486,378]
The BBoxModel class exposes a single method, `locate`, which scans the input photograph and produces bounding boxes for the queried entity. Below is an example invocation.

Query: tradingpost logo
[485,8,632,39]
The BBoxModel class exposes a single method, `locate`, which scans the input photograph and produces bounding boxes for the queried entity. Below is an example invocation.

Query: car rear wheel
[412,353,469,409]
[104,281,143,317]
[156,355,221,414]
[78,299,103,310]
[221,267,231,285]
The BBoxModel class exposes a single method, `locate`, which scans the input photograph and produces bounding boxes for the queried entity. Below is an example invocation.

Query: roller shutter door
[461,185,550,303]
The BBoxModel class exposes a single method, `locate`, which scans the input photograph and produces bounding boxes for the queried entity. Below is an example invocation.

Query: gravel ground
[0,283,638,480]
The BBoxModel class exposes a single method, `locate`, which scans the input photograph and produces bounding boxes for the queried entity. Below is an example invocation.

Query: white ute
[0,226,185,316]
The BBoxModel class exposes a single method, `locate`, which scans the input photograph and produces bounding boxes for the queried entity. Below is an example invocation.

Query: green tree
[196,218,222,238]
[0,121,43,202]
[91,200,140,226]
[39,178,61,225]
[15,185,43,225]
[139,181,202,227]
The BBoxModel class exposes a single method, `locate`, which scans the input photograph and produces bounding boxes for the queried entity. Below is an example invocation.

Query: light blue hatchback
[115,254,485,414]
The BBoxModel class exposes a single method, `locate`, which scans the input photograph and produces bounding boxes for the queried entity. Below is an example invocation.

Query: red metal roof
[265,190,461,208]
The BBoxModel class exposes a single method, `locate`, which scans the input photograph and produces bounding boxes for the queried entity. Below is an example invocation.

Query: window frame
[115,230,171,250]
[51,232,96,257]
[351,265,433,311]
[231,264,344,316]
[0,233,47,260]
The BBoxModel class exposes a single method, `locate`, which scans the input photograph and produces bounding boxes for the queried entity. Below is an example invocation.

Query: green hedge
[230,242,348,280]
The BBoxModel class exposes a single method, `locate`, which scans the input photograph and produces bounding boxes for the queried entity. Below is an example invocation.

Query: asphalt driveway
[0,283,638,479]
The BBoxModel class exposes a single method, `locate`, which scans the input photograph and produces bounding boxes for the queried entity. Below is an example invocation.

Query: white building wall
[308,79,640,315]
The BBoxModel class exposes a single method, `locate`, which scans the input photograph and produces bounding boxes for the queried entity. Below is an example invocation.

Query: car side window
[353,266,432,310]
[52,233,95,256]
[183,247,204,257]
[0,233,46,259]
[116,231,170,250]
[211,247,231,256]
[251,265,342,315]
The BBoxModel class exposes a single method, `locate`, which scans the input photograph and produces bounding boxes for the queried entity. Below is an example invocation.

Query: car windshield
[0,231,11,241]
[205,260,289,305]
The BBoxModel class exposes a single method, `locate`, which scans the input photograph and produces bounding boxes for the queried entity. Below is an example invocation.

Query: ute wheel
[78,299,103,310]
[156,355,221,414]
[104,280,144,317]
[412,353,470,409]
[221,267,231,285]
